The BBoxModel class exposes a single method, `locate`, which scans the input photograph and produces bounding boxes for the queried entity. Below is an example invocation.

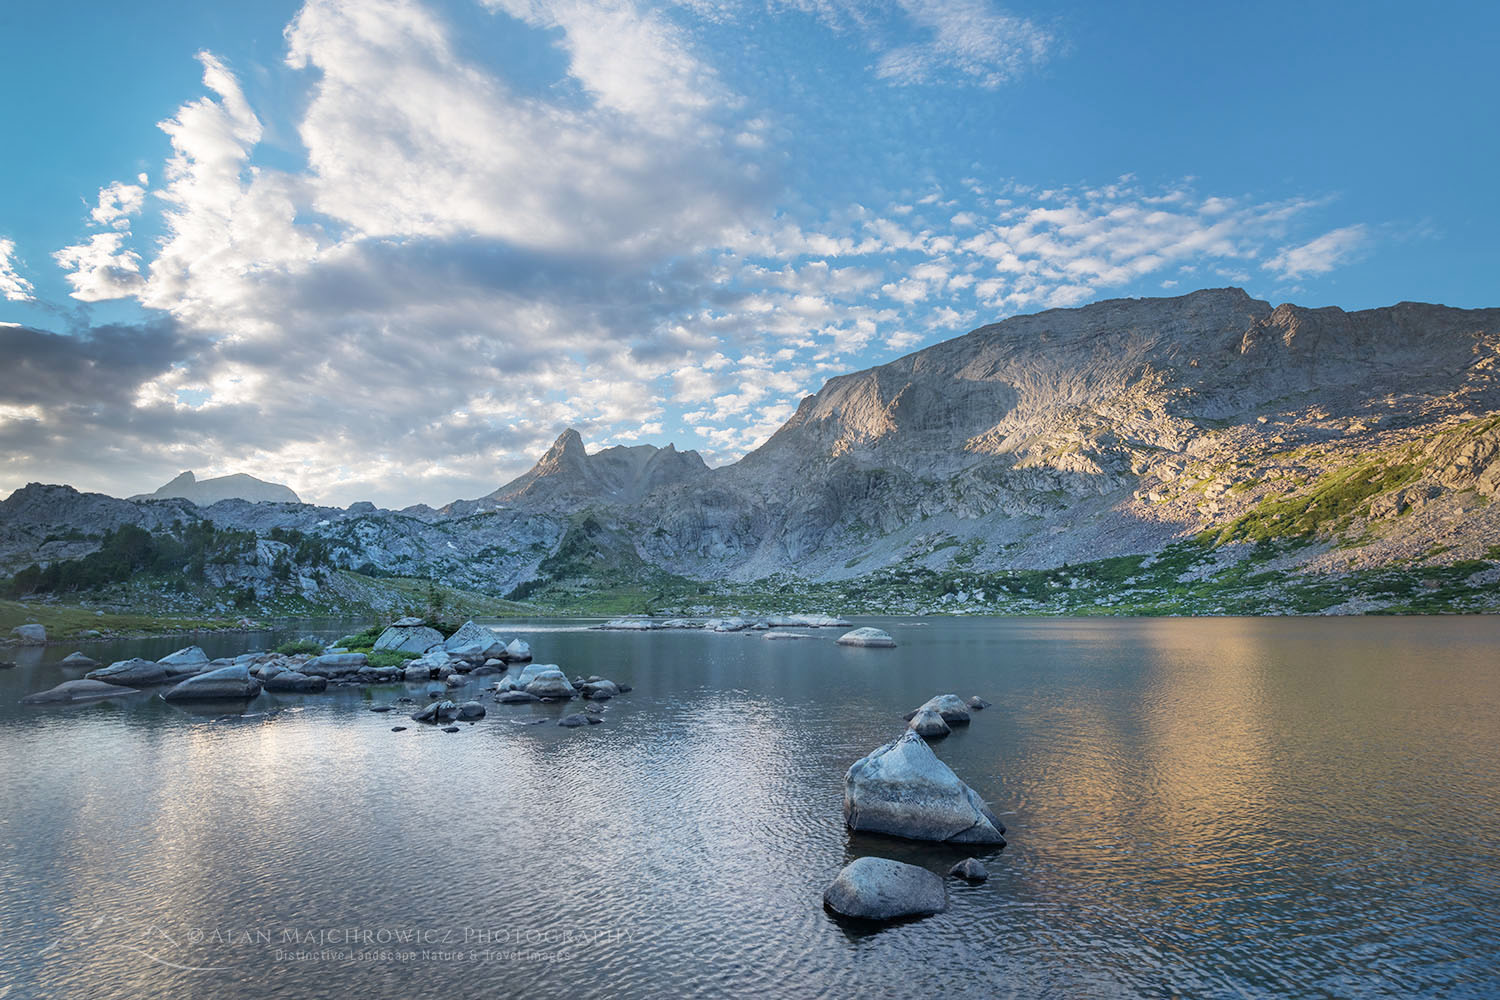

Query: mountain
[6,287,1500,617]
[136,471,301,506]
[441,430,709,515]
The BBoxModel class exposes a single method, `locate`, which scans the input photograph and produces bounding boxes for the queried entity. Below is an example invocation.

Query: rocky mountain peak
[136,471,301,506]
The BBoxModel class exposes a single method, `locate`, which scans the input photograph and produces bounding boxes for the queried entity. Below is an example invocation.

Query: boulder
[967,696,991,710]
[843,731,1006,844]
[907,707,951,739]
[823,858,947,922]
[301,652,369,677]
[558,713,590,727]
[444,621,506,658]
[21,679,134,705]
[159,646,210,669]
[502,639,532,662]
[60,651,99,668]
[949,858,989,882]
[458,701,486,720]
[87,658,173,687]
[11,624,46,644]
[513,663,558,687]
[580,679,620,700]
[163,665,262,702]
[404,663,432,682]
[836,627,896,648]
[904,694,970,725]
[496,690,539,704]
[263,670,327,693]
[373,622,445,654]
[523,668,576,700]
[411,700,459,723]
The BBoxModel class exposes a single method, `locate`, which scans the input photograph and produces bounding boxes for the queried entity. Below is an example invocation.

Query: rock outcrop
[162,664,262,701]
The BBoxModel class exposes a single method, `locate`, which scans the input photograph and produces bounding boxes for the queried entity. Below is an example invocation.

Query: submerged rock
[907,707,951,739]
[163,665,262,702]
[458,701,487,720]
[823,858,947,922]
[21,679,134,705]
[843,731,1006,844]
[60,651,99,668]
[497,690,539,704]
[836,627,896,648]
[558,713,591,727]
[949,858,989,882]
[967,696,991,710]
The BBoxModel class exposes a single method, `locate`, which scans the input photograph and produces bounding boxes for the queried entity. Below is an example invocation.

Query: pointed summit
[137,470,299,505]
[458,429,709,512]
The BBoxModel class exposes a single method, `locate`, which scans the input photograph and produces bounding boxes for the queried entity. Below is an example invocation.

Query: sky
[1,0,1496,509]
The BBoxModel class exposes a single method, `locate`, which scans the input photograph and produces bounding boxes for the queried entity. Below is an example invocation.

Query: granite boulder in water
[843,731,1006,844]
[163,664,262,702]
[21,679,135,705]
[836,627,896,648]
[823,858,947,921]
[87,658,175,687]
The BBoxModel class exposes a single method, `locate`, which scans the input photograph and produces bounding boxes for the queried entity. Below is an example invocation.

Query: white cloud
[0,239,34,302]
[1264,224,1369,280]
[876,0,1052,88]
[52,233,146,301]
[90,180,147,229]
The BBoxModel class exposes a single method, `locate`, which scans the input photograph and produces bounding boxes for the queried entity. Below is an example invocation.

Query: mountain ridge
[6,287,1500,617]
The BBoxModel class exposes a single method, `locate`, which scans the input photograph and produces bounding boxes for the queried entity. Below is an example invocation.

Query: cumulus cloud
[5,0,1374,505]
[52,233,147,302]
[0,239,34,302]
[90,180,148,229]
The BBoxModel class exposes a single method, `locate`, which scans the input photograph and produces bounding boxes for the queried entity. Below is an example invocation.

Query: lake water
[1,617,1498,998]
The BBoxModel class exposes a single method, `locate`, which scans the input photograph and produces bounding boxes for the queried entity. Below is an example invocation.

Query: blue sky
[1,0,1496,507]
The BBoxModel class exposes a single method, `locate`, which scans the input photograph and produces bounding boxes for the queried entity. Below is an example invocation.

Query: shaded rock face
[21,678,134,704]
[949,858,989,882]
[373,623,444,654]
[163,665,261,701]
[843,732,1006,844]
[444,621,505,657]
[264,670,327,693]
[87,658,175,687]
[524,668,576,700]
[448,430,710,515]
[908,707,951,739]
[301,652,369,677]
[159,646,210,668]
[141,470,300,505]
[905,694,970,725]
[823,858,947,922]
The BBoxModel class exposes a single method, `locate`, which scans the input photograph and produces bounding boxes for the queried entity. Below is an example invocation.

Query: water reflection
[2,617,1499,997]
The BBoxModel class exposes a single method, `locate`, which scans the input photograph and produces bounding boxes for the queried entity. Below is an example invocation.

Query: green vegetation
[366,650,418,668]
[1204,453,1423,545]
[0,599,245,641]
[4,522,259,598]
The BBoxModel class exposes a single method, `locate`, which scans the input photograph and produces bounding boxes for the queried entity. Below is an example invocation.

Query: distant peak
[165,470,196,486]
[551,428,586,453]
